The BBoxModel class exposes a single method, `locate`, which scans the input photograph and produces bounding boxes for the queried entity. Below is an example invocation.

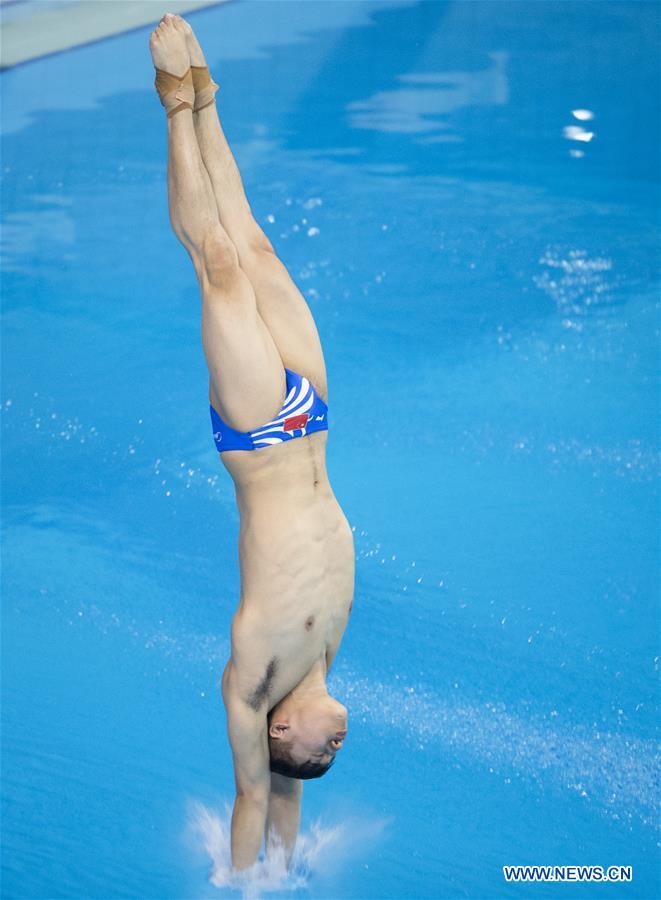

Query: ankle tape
[154,67,195,118]
[191,65,219,111]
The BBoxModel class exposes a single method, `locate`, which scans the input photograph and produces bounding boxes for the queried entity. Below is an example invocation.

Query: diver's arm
[222,664,271,870]
[325,600,352,672]
[230,788,269,870]
[325,635,343,672]
[265,772,302,865]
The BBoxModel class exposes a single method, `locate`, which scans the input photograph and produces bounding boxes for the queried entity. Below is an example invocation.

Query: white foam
[331,674,660,828]
[186,799,389,898]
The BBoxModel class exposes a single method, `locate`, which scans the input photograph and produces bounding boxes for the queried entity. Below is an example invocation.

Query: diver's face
[287,697,348,766]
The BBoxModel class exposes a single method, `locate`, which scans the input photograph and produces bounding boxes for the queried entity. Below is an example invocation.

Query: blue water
[2,1,659,897]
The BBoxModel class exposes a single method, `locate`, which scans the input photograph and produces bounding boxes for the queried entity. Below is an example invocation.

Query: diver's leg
[151,15,285,430]
[167,14,328,399]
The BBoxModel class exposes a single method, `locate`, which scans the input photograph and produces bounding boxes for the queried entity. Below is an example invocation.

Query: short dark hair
[268,738,335,780]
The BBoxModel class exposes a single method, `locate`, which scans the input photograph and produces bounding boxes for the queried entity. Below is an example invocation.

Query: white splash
[187,800,389,898]
[533,247,614,316]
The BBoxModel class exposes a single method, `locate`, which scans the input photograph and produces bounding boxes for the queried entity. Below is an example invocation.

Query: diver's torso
[223,431,354,703]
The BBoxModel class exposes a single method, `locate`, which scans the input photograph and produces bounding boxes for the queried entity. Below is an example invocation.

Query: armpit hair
[246,657,278,711]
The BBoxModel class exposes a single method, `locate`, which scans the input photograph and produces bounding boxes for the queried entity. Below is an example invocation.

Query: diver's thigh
[237,245,327,401]
[201,272,285,432]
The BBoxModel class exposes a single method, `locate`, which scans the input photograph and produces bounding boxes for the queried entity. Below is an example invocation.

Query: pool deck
[0,0,228,69]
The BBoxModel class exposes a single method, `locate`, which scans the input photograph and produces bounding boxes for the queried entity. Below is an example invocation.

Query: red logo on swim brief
[283,413,309,432]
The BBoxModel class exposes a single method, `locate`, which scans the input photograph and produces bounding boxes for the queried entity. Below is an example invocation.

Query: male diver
[150,14,354,871]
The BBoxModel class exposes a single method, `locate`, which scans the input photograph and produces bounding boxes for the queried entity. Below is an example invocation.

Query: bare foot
[149,13,189,75]
[171,13,207,67]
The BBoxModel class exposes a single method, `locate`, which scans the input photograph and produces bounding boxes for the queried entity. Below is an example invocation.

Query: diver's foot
[149,13,189,75]
[175,14,208,67]
[171,13,218,112]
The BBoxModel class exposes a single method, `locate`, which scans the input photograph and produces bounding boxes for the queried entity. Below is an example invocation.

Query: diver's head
[268,693,348,780]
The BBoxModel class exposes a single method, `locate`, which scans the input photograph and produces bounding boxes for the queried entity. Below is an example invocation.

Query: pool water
[2,1,659,897]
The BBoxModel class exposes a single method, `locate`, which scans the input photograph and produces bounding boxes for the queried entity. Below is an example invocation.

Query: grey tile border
[0,0,228,69]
